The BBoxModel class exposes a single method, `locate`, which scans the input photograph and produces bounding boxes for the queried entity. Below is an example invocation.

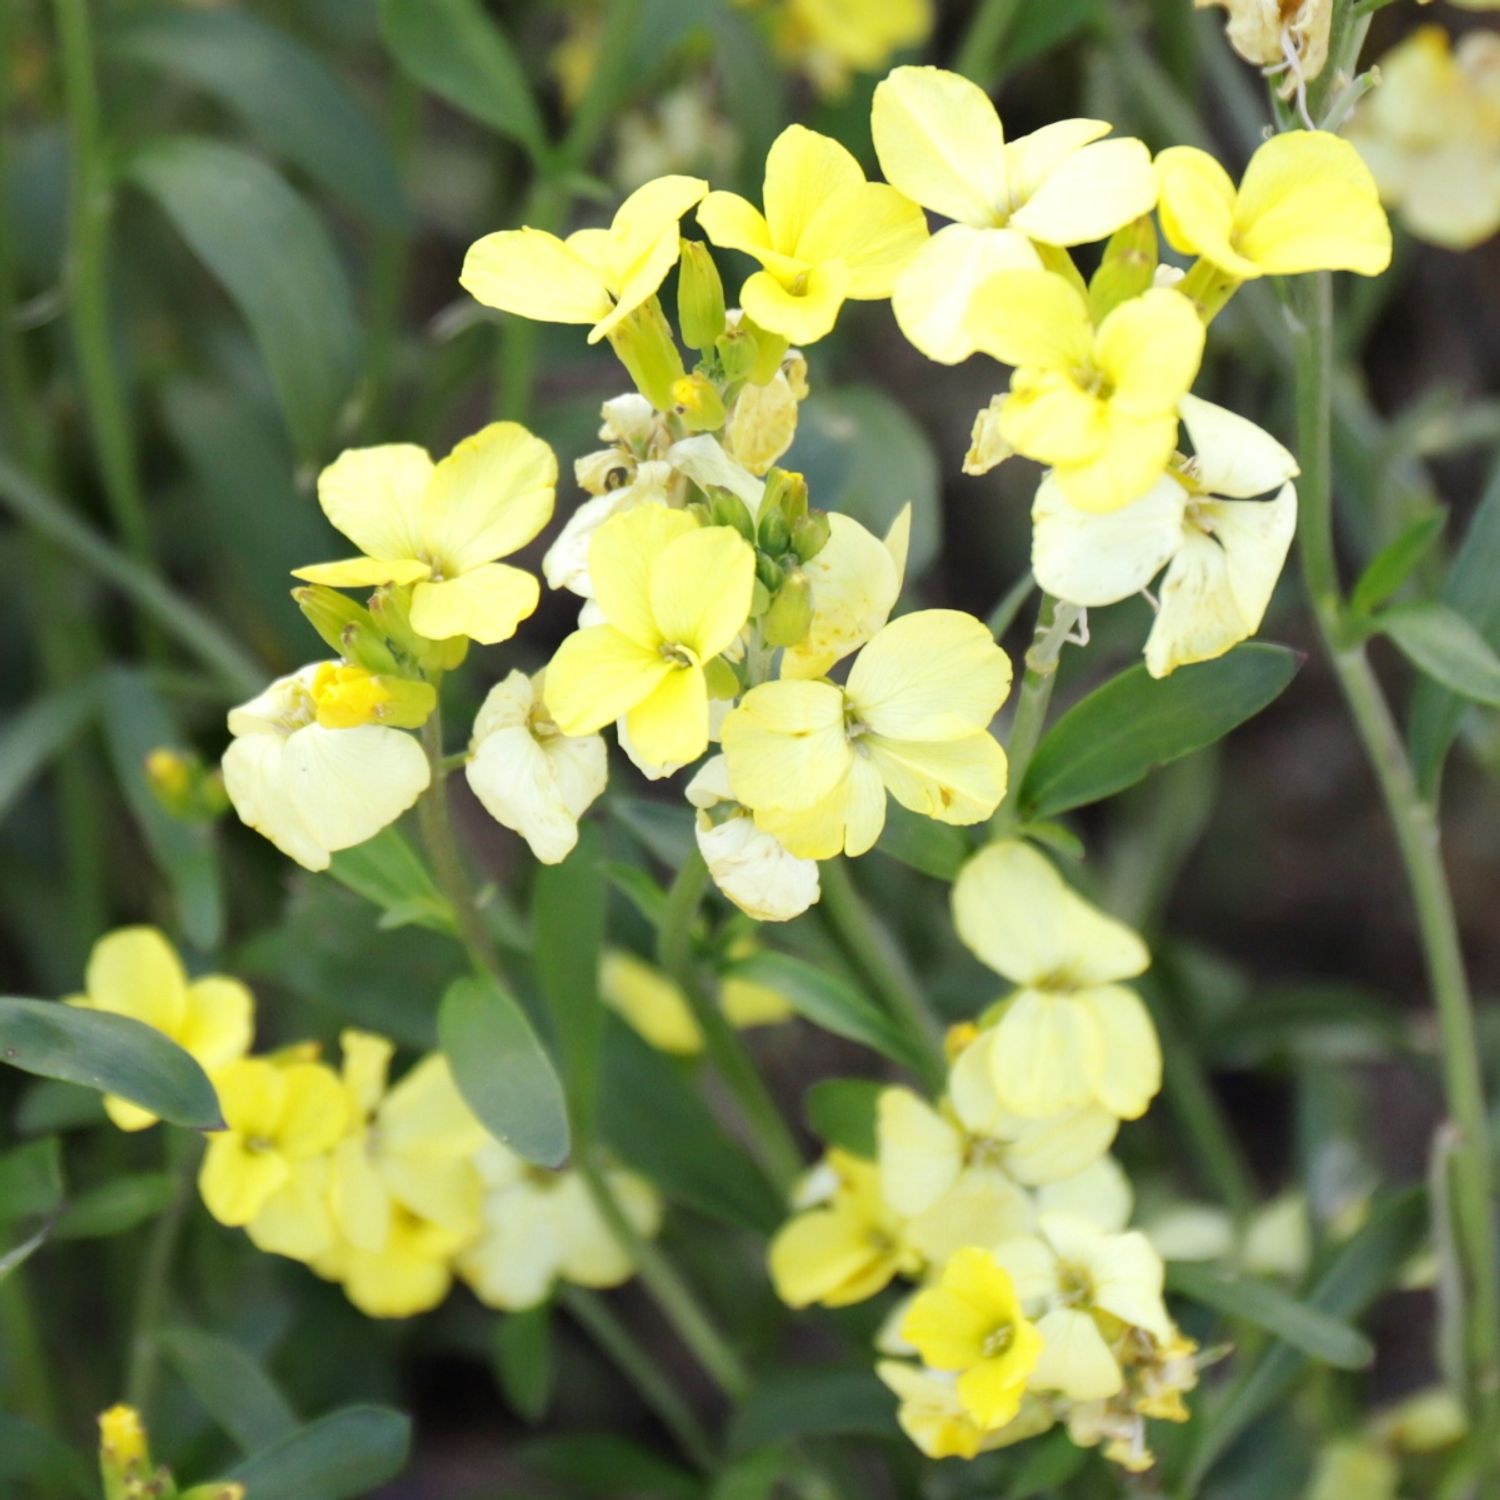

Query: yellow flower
[697,124,928,343]
[901,1247,1045,1430]
[465,671,608,865]
[98,1404,149,1476]
[544,506,755,768]
[1155,131,1391,281]
[315,1205,473,1320]
[722,610,1012,860]
[966,273,1205,513]
[877,1362,1055,1460]
[295,423,557,646]
[1306,1441,1400,1500]
[199,1057,349,1260]
[951,841,1161,1121]
[871,66,1157,362]
[769,1149,920,1308]
[461,175,707,341]
[67,927,253,1131]
[1195,0,1331,91]
[222,663,430,872]
[1031,394,1299,677]
[775,0,932,98]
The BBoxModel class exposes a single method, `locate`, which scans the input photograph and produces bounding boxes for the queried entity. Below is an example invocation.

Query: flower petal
[967,269,1094,370]
[1009,136,1157,247]
[799,182,930,299]
[739,263,852,344]
[763,124,866,254]
[623,665,710,769]
[460,226,615,323]
[650,525,756,659]
[721,679,850,811]
[1030,1307,1123,1400]
[410,564,541,645]
[545,625,673,737]
[315,443,432,562]
[878,1087,963,1218]
[865,731,1009,825]
[84,926,188,1036]
[180,977,255,1072]
[1094,288,1205,419]
[282,724,431,859]
[590,504,699,647]
[1077,985,1161,1119]
[1154,145,1254,274]
[1178,393,1299,498]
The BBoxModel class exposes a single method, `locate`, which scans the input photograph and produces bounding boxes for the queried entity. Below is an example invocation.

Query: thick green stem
[559,1286,718,1470]
[658,850,804,1192]
[1292,272,1500,1488]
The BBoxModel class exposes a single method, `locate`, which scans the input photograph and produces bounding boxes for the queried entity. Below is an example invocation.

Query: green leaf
[603,861,668,928]
[804,1078,884,1157]
[0,1137,63,1281]
[519,1433,699,1500]
[439,974,570,1168]
[0,677,99,823]
[874,803,969,880]
[711,1450,789,1500]
[378,0,547,157]
[729,951,927,1072]
[533,825,606,1135]
[1006,1428,1089,1497]
[1349,510,1444,616]
[14,1078,106,1135]
[493,1303,555,1426]
[730,1366,899,1452]
[1003,0,1105,75]
[0,998,222,1129]
[0,1412,93,1499]
[229,1405,411,1500]
[162,1326,299,1454]
[1379,602,1500,707]
[1022,645,1302,818]
[53,1173,177,1239]
[105,9,404,225]
[327,827,454,935]
[1166,1261,1374,1369]
[127,137,360,458]
[101,668,223,950]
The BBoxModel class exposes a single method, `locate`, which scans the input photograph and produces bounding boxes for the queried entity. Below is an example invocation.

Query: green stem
[1292,271,1500,1488]
[954,0,1023,84]
[817,858,945,1091]
[657,850,803,1192]
[985,570,1035,639]
[577,1155,750,1401]
[559,1286,718,1470]
[51,0,156,581]
[0,1269,60,1435]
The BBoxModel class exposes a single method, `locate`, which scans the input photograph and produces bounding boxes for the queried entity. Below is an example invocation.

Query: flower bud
[740,314,789,385]
[606,297,687,411]
[145,747,229,822]
[761,468,808,526]
[99,1406,150,1500]
[294,585,400,676]
[708,489,756,542]
[755,553,785,594]
[676,239,726,351]
[704,655,742,700]
[368,585,466,675]
[750,578,772,617]
[762,569,812,647]
[671,371,727,433]
[309,662,436,730]
[180,1486,248,1500]
[757,504,791,556]
[790,510,831,563]
[1087,215,1159,324]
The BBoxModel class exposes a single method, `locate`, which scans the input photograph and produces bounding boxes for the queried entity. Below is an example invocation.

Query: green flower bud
[740,313,789,385]
[762,569,813,647]
[1087,215,1159,324]
[715,323,756,385]
[750,578,771,617]
[791,510,832,563]
[761,468,809,526]
[704,654,742,700]
[755,553,784,593]
[606,297,687,411]
[708,488,756,542]
[757,504,791,555]
[294,585,399,675]
[676,239,727,351]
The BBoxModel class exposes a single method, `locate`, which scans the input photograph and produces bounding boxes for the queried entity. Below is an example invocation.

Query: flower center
[1058,1260,1095,1306]
[660,642,699,669]
[982,1323,1016,1358]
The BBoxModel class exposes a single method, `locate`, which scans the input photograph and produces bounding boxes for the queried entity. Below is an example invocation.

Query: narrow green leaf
[378,0,547,157]
[729,951,927,1072]
[1379,602,1500,707]
[519,1433,699,1500]
[874,803,969,880]
[0,1137,63,1281]
[0,677,99,824]
[163,1326,299,1454]
[14,1078,106,1135]
[1349,510,1444,616]
[53,1173,177,1239]
[1006,1427,1090,1497]
[439,974,570,1168]
[327,827,454,935]
[493,1304,555,1426]
[0,998,222,1129]
[0,1412,93,1499]
[106,9,404,225]
[127,137,360,458]
[101,668,222,950]
[533,825,606,1135]
[602,861,667,928]
[1022,645,1302,818]
[1004,0,1106,74]
[729,1366,899,1452]
[1166,1261,1374,1369]
[229,1405,411,1500]
[804,1078,884,1158]
[711,1449,788,1500]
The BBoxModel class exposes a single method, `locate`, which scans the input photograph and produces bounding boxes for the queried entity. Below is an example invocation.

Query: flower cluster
[69,929,658,1319]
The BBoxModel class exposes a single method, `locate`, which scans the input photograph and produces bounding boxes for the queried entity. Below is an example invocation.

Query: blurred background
[3,1,1500,1495]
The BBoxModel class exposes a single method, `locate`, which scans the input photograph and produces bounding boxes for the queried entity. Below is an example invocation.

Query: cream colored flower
[1196,0,1332,96]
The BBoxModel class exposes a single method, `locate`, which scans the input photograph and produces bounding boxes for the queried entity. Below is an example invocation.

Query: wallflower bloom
[877,1362,1054,1459]
[723,610,1011,859]
[295,423,557,645]
[872,66,1156,362]
[544,506,755,767]
[770,1149,920,1307]
[317,1206,472,1320]
[951,841,1161,1121]
[902,1247,1045,1429]
[460,175,707,341]
[966,275,1205,512]
[67,927,253,1131]
[697,124,928,343]
[1031,394,1298,677]
[465,671,607,864]
[775,0,931,98]
[222,663,430,872]
[1196,0,1331,92]
[1155,131,1391,281]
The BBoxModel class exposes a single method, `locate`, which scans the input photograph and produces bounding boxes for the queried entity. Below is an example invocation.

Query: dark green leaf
[730,1366,899,1452]
[229,1405,411,1500]
[1207,983,1407,1067]
[14,1078,106,1135]
[493,1303,555,1425]
[1349,510,1444,616]
[0,676,99,823]
[127,137,360,458]
[519,1432,699,1500]
[1022,645,1302,818]
[729,952,926,1072]
[1166,1261,1373,1369]
[1003,0,1106,75]
[0,1137,63,1280]
[378,0,547,157]
[54,1173,177,1239]
[610,797,695,868]
[163,1326,299,1454]
[533,825,606,1135]
[603,861,667,928]
[439,974,570,1168]
[804,1078,884,1157]
[711,1449,788,1500]
[0,1412,93,1499]
[101,668,223,950]
[1379,602,1500,707]
[0,999,221,1129]
[327,827,454,934]
[106,9,404,225]
[598,1019,781,1232]
[875,803,969,880]
[1007,1427,1090,1497]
